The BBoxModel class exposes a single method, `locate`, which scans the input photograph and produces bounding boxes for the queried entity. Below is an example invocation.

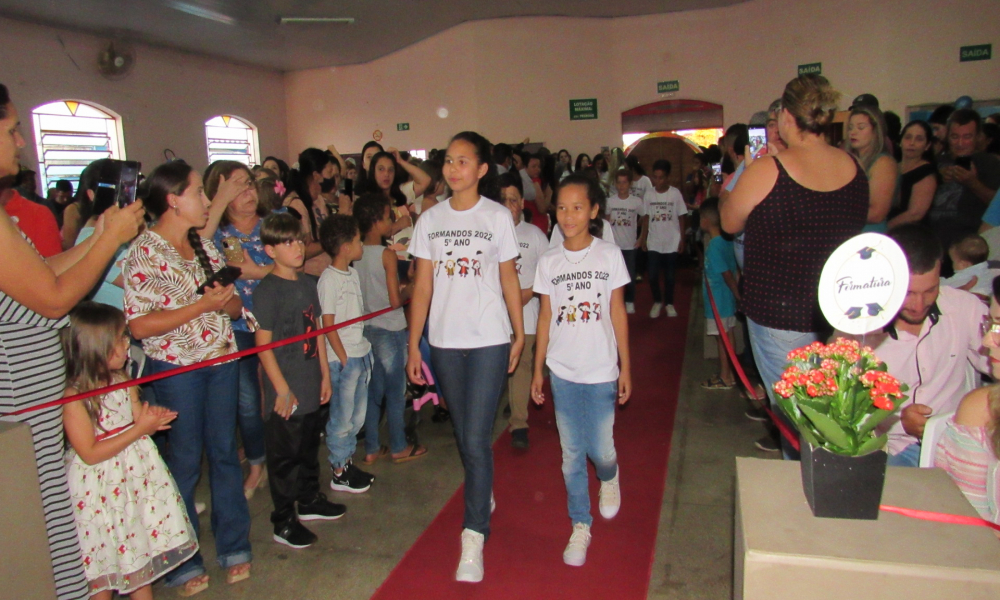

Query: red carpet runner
[372,271,693,600]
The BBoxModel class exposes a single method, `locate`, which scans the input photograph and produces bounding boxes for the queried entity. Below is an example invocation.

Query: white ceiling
[0,0,745,71]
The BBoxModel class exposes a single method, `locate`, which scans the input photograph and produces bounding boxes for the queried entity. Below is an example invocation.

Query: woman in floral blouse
[123,161,252,596]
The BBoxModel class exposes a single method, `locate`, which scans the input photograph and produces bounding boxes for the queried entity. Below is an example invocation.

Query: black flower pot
[799,441,887,520]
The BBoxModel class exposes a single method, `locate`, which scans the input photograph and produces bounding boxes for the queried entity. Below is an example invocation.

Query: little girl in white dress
[62,301,197,599]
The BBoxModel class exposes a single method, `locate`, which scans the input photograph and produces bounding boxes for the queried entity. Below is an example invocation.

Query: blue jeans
[364,326,409,454]
[647,251,677,304]
[746,318,819,461]
[550,374,619,527]
[148,359,252,585]
[888,442,921,467]
[430,343,510,538]
[326,352,373,470]
[234,330,266,466]
[621,249,637,303]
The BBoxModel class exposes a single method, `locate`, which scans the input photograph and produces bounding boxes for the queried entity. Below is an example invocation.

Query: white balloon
[436,107,449,119]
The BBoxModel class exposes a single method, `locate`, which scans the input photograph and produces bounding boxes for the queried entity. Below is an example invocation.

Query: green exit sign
[657,80,679,93]
[569,98,598,121]
[798,62,822,75]
[960,44,992,62]
[396,122,410,131]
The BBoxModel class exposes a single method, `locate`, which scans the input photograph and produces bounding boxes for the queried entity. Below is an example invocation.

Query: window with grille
[205,115,260,166]
[31,100,125,192]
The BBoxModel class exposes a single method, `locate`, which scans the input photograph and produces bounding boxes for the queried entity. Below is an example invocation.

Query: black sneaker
[745,406,769,422]
[511,428,529,449]
[273,519,318,549]
[754,434,781,452]
[298,493,347,521]
[346,460,375,484]
[330,467,370,494]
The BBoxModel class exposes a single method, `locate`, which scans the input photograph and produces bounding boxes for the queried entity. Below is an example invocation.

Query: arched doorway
[621,100,723,190]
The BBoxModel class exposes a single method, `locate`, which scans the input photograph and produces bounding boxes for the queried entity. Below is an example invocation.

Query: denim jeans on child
[234,330,266,467]
[549,373,619,527]
[647,251,677,304]
[430,343,510,538]
[621,249,637,304]
[746,318,820,460]
[363,326,409,455]
[326,352,373,470]
[148,359,252,586]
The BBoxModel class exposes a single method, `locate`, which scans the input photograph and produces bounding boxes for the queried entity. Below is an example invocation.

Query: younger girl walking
[407,131,525,583]
[531,174,632,567]
[62,301,197,599]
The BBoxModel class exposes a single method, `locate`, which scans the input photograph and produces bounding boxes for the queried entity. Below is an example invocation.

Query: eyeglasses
[980,316,1000,344]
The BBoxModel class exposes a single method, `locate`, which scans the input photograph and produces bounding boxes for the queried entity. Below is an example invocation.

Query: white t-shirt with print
[318,266,372,360]
[514,220,548,335]
[607,193,644,250]
[533,238,630,384]
[549,219,616,249]
[629,175,652,200]
[409,196,520,348]
[643,186,687,253]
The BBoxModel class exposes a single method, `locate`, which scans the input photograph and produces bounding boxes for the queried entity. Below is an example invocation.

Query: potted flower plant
[773,338,908,519]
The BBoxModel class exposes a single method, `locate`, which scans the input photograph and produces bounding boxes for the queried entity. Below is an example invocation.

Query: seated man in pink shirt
[839,224,989,467]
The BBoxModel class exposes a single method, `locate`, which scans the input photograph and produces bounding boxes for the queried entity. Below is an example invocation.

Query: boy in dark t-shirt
[253,212,343,549]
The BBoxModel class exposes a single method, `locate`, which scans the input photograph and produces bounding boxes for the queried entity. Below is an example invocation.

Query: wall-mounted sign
[798,62,822,76]
[657,80,680,94]
[960,44,992,62]
[818,233,908,335]
[373,129,383,142]
[396,123,410,131]
[569,98,598,121]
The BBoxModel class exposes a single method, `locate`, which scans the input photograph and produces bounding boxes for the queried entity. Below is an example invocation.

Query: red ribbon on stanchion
[702,272,800,452]
[1,303,404,418]
[704,272,1000,532]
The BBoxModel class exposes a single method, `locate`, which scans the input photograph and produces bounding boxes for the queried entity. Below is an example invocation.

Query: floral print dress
[66,387,197,594]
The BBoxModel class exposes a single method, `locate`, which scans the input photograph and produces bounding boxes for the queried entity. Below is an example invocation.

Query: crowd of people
[4,70,1000,600]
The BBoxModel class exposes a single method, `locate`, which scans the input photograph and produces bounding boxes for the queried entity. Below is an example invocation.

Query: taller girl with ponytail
[122,161,253,596]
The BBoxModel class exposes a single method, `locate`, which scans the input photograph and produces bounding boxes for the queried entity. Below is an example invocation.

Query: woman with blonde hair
[846,105,897,232]
[720,74,868,456]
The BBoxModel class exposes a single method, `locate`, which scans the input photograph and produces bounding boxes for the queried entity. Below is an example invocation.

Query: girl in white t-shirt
[406,131,525,584]
[531,174,632,568]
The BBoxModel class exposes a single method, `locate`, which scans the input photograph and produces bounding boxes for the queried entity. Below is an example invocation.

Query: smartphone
[748,127,767,158]
[711,162,723,183]
[197,265,242,294]
[954,156,973,170]
[92,159,141,215]
[221,236,244,263]
[344,177,353,198]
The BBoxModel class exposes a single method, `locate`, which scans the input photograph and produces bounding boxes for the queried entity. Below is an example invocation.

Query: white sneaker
[649,303,663,318]
[563,523,592,566]
[665,304,678,317]
[625,302,635,314]
[455,529,485,583]
[490,493,496,514]
[599,471,621,519]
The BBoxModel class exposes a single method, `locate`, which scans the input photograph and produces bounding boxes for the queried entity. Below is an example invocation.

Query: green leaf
[857,408,893,436]
[856,432,889,455]
[799,403,854,452]
[797,425,820,448]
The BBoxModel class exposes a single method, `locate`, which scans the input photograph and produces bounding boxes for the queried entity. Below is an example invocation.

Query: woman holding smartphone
[124,161,252,596]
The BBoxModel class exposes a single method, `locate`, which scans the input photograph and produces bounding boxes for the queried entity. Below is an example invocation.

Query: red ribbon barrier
[704,273,1000,531]
[1,303,404,418]
[702,272,800,452]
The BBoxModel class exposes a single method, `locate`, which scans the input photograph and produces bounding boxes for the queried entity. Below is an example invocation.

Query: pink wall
[286,0,1000,159]
[1,17,287,175]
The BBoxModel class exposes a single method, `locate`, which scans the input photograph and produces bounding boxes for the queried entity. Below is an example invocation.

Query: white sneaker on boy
[599,471,621,519]
[665,304,678,317]
[625,302,635,314]
[649,303,663,318]
[563,523,592,566]
[455,528,485,583]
